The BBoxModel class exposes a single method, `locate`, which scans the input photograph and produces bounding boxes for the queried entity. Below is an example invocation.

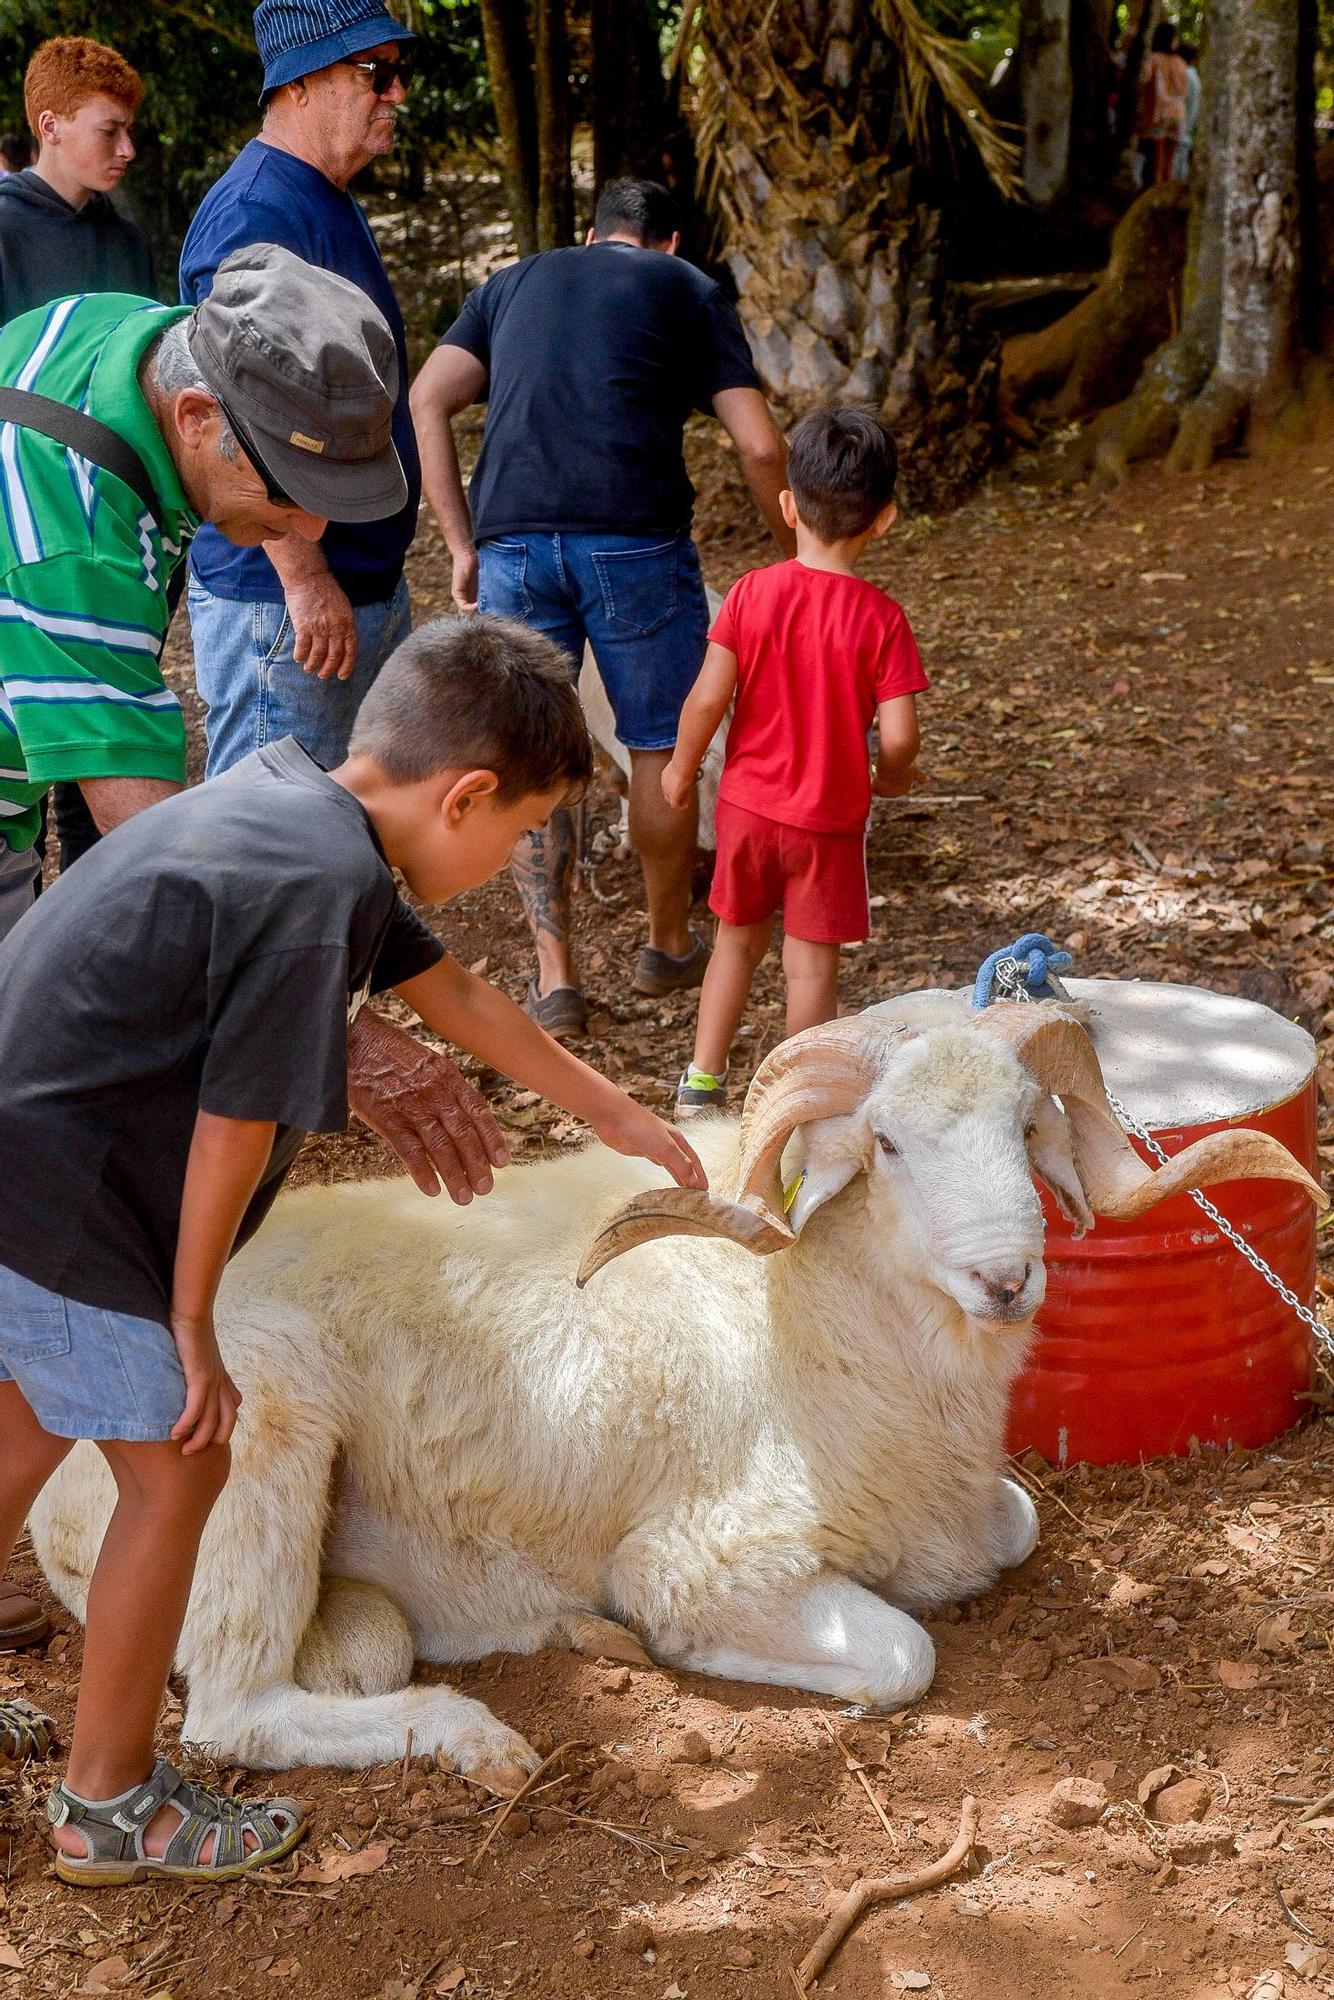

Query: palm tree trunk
[685,0,1014,507]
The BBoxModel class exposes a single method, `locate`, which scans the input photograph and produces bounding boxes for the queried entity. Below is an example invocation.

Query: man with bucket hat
[180,0,421,778]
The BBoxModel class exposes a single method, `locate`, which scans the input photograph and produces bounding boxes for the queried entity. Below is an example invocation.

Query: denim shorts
[187,574,412,779]
[476,531,708,751]
[0,1262,186,1442]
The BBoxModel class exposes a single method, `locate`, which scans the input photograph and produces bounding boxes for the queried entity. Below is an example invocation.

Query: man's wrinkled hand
[347,1007,509,1201]
[287,571,359,681]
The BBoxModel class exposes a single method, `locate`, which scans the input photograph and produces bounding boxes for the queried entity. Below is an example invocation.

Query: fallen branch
[820,1715,899,1851]
[471,1740,590,1865]
[1298,1788,1334,1825]
[794,1794,979,1991]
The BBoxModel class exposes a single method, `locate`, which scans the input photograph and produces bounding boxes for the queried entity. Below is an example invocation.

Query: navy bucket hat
[254,0,417,99]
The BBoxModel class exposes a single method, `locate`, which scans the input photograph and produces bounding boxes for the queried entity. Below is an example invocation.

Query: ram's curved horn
[975,1002,1328,1219]
[735,1017,898,1213]
[576,1188,793,1287]
[578,1018,897,1287]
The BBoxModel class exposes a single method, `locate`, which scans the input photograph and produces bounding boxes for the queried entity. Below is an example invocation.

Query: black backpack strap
[0,385,164,532]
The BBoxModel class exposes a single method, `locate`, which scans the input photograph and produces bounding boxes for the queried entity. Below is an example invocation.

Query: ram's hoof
[562,1611,653,1667]
[446,1706,542,1793]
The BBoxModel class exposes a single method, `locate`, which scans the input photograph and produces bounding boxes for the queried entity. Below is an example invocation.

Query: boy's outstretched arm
[871,692,923,799]
[395,960,706,1190]
[662,641,738,810]
[171,1112,277,1455]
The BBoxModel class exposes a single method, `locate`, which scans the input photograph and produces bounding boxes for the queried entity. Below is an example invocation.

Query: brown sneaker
[632,932,711,998]
[0,1582,49,1651]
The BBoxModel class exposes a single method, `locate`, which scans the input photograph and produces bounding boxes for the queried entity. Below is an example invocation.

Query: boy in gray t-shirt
[0,614,703,1887]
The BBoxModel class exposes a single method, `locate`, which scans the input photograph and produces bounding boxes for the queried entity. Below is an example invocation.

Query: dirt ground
[3,401,1333,1998]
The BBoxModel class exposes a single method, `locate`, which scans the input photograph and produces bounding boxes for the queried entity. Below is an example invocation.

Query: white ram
[28,998,1323,1785]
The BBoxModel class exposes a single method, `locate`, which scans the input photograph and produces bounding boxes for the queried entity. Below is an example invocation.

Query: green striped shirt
[0,292,198,852]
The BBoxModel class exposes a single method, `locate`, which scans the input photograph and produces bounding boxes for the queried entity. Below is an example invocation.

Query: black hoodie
[0,168,154,324]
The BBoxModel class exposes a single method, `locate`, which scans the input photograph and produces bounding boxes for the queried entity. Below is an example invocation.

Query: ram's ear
[786,1110,873,1235]
[1028,1095,1094,1237]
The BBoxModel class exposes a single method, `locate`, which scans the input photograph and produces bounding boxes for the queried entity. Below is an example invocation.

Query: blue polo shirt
[179,140,420,607]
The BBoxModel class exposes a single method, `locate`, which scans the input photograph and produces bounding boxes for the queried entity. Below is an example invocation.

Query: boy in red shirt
[662,407,926,1114]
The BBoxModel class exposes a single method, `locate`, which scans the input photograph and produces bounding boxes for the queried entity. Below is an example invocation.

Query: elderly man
[0,242,507,1649]
[179,0,420,779]
[412,176,793,1040]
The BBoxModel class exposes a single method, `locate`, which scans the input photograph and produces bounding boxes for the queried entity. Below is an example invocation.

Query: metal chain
[1102,1083,1332,1360]
[991,956,1331,1359]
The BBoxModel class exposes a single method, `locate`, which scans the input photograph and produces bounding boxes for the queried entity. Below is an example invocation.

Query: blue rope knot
[971,932,1073,1010]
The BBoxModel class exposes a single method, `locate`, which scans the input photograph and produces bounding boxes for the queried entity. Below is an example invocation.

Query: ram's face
[797,1032,1053,1327]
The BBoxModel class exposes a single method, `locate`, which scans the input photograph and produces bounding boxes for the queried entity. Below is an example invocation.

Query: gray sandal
[0,1697,56,1760]
[49,1756,307,1885]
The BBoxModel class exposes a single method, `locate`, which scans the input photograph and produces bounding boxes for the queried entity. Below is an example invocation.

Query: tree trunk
[592,0,680,191]
[1066,0,1116,203]
[478,0,539,257]
[534,0,573,249]
[1180,0,1300,453]
[685,0,1013,509]
[1294,0,1320,348]
[1019,0,1072,208]
[1089,0,1306,478]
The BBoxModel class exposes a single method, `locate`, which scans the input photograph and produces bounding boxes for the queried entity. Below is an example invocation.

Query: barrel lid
[881,978,1317,1128]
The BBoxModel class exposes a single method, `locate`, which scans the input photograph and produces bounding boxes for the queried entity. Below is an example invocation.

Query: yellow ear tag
[782,1171,805,1215]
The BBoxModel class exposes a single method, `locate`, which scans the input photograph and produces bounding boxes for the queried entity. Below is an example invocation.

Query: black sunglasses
[342,52,416,94]
[215,393,295,509]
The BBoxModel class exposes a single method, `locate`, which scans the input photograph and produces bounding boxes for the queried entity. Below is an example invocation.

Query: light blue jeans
[0,1261,185,1442]
[186,574,412,777]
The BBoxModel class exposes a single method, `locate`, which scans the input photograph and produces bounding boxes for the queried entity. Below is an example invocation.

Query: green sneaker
[675,1066,729,1120]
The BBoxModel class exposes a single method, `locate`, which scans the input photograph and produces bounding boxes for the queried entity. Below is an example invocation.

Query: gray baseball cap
[186,242,407,523]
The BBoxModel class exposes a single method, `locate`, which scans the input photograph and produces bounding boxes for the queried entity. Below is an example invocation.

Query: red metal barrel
[1004,979,1320,1467]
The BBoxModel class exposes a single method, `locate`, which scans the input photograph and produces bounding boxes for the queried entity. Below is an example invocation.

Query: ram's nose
[972,1260,1032,1311]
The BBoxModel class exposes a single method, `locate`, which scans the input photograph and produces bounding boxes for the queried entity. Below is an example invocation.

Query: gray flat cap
[187,242,407,523]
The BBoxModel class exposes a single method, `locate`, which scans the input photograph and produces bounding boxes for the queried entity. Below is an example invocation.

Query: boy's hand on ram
[593,1098,707,1190]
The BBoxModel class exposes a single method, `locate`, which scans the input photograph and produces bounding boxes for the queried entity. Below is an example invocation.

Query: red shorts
[709,798,869,943]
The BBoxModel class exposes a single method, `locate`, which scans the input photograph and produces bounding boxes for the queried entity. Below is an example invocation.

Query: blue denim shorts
[187,574,412,779]
[477,531,708,751]
[0,1262,186,1442]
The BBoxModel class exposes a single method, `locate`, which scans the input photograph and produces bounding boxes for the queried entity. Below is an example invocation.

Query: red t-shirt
[711,560,928,835]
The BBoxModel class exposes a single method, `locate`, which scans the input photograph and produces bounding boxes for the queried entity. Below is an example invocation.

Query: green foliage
[0,0,259,269]
[0,0,495,281]
[391,0,495,154]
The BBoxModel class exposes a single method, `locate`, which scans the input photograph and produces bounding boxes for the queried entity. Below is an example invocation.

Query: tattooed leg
[511,808,579,995]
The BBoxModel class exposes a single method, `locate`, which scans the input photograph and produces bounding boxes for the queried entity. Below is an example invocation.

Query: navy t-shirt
[441,241,760,541]
[179,141,421,607]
